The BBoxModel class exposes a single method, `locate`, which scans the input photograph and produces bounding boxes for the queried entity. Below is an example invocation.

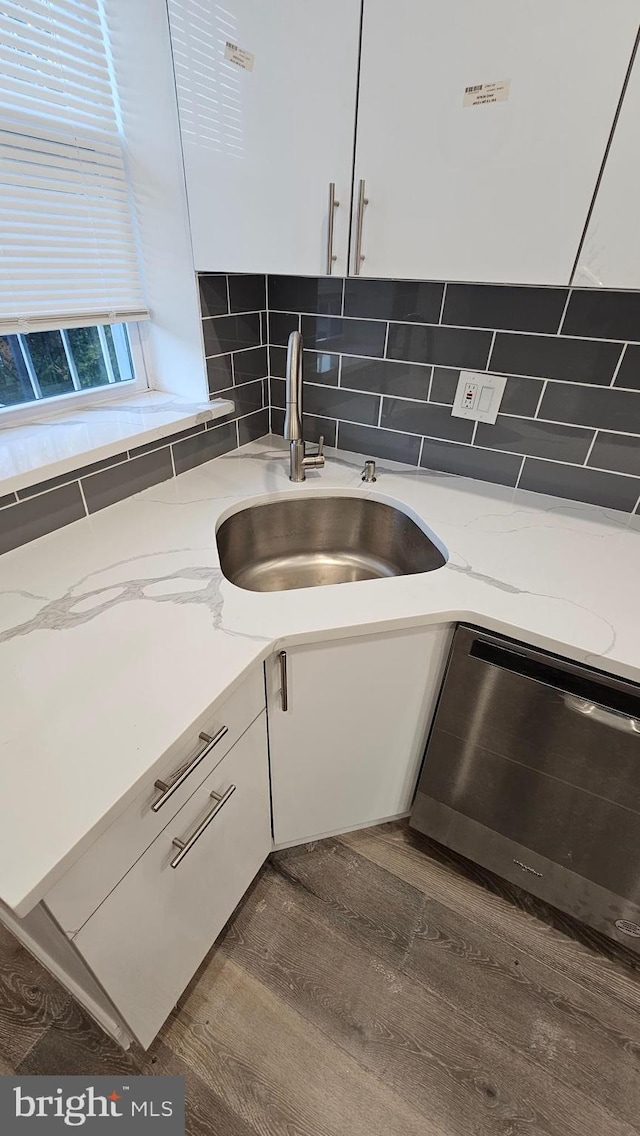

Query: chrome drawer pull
[279,650,288,711]
[326,181,339,274]
[353,178,368,275]
[170,784,236,869]
[152,725,229,813]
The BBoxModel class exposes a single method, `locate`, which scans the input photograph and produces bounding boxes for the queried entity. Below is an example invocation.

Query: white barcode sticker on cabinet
[463,79,510,108]
[224,42,255,72]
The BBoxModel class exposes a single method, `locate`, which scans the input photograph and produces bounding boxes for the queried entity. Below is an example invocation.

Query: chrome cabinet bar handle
[152,725,229,812]
[279,650,288,712]
[326,182,339,274]
[170,784,236,869]
[353,179,368,275]
[564,695,640,736]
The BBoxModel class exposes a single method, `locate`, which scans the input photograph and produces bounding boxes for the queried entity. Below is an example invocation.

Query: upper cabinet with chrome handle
[169,0,639,284]
[352,0,640,283]
[168,0,361,275]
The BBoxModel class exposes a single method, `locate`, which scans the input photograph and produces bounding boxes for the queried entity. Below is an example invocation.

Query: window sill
[0,391,234,498]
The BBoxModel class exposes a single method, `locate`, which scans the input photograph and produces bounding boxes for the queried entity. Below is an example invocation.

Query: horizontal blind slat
[0,0,146,330]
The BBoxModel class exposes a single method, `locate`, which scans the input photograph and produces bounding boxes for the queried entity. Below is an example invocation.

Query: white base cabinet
[266,625,452,847]
[71,713,271,1048]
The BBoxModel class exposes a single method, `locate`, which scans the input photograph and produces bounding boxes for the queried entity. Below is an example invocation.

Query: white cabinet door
[73,714,271,1049]
[168,0,360,275]
[573,46,640,289]
[267,626,452,847]
[353,1,640,284]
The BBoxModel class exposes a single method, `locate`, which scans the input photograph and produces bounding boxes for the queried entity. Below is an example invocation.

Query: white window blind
[0,0,149,334]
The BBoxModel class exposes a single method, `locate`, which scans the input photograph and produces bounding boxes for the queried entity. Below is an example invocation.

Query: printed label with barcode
[224,41,254,72]
[463,79,510,108]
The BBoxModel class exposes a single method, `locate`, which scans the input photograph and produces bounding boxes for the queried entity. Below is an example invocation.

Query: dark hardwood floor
[2,821,640,1135]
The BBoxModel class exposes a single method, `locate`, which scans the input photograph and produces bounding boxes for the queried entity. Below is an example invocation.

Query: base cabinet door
[267,625,452,846]
[72,714,271,1048]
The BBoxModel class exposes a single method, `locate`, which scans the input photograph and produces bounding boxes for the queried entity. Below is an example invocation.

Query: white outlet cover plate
[451,371,507,424]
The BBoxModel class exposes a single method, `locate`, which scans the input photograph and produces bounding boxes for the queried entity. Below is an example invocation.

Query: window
[0,2,149,417]
[0,323,135,410]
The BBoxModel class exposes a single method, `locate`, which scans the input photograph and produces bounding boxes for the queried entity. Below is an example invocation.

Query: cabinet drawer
[72,712,271,1049]
[46,667,265,935]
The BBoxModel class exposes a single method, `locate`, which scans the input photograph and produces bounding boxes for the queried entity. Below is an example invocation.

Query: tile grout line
[417,435,425,467]
[425,365,434,402]
[303,415,640,479]
[76,478,89,517]
[382,321,390,360]
[224,274,231,315]
[485,330,497,371]
[514,454,527,489]
[263,306,637,346]
[581,431,599,469]
[533,379,548,419]
[229,341,639,391]
[609,343,627,387]
[340,277,345,317]
[557,287,573,336]
[437,282,447,325]
[376,394,383,428]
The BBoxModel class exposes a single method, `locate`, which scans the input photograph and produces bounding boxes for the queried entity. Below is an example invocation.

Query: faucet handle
[316,435,324,458]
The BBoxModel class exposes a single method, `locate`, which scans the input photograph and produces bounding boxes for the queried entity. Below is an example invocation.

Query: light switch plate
[451,371,507,424]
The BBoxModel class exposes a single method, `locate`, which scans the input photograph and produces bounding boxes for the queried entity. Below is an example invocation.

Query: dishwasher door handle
[564,695,640,736]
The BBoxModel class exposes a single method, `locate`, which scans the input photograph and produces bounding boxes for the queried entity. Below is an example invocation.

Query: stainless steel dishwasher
[410,624,640,953]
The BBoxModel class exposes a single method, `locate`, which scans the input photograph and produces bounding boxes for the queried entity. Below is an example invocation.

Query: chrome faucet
[284,330,325,481]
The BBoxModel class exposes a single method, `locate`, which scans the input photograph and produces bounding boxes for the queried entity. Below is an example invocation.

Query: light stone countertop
[0,391,234,495]
[0,435,638,915]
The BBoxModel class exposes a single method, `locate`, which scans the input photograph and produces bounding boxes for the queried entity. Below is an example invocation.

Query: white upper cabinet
[352,1,640,285]
[573,44,640,289]
[168,0,361,275]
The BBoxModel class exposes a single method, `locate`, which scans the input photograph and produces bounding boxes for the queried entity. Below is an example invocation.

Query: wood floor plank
[18,1006,257,1136]
[169,952,435,1136]
[0,921,75,1066]
[278,833,640,1125]
[271,838,426,967]
[340,824,640,1017]
[403,897,640,1127]
[218,864,636,1136]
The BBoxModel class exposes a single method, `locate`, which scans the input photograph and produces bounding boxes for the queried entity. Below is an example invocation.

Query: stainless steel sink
[216,494,446,592]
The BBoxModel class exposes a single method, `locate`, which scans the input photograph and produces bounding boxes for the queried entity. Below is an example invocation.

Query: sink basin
[216,494,446,592]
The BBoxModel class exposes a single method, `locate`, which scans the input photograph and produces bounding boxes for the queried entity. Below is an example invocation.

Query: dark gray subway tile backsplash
[344,279,443,323]
[489,332,623,385]
[269,275,342,315]
[442,283,568,334]
[301,314,386,357]
[538,383,640,433]
[419,439,523,487]
[264,274,640,512]
[614,345,640,390]
[561,290,640,342]
[4,271,640,558]
[0,483,86,556]
[387,323,492,369]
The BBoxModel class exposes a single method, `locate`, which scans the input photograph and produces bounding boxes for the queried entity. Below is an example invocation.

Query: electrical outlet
[451,371,507,424]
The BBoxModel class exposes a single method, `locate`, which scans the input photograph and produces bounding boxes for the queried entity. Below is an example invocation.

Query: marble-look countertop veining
[0,390,234,495]
[0,436,639,915]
